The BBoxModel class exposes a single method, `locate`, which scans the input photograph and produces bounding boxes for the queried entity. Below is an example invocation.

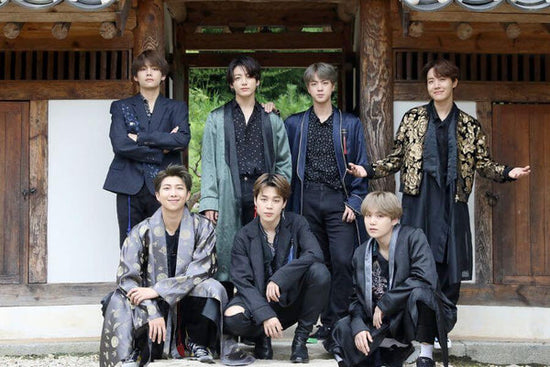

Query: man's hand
[263,317,283,339]
[127,287,159,305]
[342,206,356,223]
[128,133,138,142]
[373,306,384,329]
[509,165,530,179]
[354,330,373,356]
[204,210,219,225]
[347,162,367,178]
[163,126,180,153]
[266,281,281,303]
[148,317,166,344]
[261,102,278,114]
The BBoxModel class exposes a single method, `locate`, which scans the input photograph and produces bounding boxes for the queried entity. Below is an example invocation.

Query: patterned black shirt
[233,100,266,177]
[140,94,160,179]
[304,108,342,190]
[372,246,389,305]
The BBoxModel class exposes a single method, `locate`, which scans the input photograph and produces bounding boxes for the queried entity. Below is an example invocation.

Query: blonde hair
[361,191,402,220]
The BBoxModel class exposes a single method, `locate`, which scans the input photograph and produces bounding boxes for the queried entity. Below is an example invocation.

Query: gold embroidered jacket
[370,105,509,202]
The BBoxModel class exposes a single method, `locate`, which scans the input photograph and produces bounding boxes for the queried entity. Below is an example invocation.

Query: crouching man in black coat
[223,173,330,364]
[331,192,457,367]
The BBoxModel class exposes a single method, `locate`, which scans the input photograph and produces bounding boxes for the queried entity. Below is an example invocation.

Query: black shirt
[165,227,180,278]
[259,221,281,283]
[428,101,457,184]
[372,246,389,305]
[233,100,266,177]
[304,109,342,190]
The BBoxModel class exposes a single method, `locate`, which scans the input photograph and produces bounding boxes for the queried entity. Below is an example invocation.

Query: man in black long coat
[223,174,330,364]
[331,192,456,367]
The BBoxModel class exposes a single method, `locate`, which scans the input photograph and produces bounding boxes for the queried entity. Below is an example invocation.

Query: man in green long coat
[200,56,292,296]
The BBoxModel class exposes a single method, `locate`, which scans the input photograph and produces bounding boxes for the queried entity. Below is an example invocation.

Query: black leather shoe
[416,356,435,367]
[254,335,273,360]
[290,334,309,363]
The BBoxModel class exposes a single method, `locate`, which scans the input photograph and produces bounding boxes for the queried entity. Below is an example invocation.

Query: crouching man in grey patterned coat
[100,165,227,367]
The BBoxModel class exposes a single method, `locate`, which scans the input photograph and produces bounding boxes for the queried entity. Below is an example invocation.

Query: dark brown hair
[253,173,291,202]
[226,55,262,86]
[153,164,192,193]
[131,49,169,77]
[422,58,459,81]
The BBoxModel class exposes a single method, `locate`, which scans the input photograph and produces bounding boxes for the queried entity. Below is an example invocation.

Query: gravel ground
[0,354,537,367]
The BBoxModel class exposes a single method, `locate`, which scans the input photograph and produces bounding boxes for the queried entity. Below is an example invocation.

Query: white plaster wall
[1,305,549,341]
[393,101,477,282]
[0,305,102,340]
[47,100,119,283]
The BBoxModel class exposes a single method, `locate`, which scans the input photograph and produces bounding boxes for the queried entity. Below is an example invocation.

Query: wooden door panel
[0,102,29,284]
[493,104,550,285]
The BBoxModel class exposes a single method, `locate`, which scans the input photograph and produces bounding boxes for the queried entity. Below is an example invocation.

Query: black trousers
[135,296,217,362]
[240,175,258,225]
[224,262,330,338]
[333,301,437,367]
[436,262,461,306]
[302,182,357,327]
[116,184,160,248]
[221,176,258,300]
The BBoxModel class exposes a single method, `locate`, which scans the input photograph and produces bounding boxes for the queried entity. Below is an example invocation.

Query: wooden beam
[3,22,23,39]
[360,0,395,192]
[409,12,550,24]
[0,12,118,23]
[460,284,550,307]
[0,33,133,51]
[184,51,344,68]
[100,22,117,39]
[28,101,48,284]
[394,81,550,102]
[115,0,133,34]
[170,0,349,3]
[51,22,71,40]
[181,4,339,26]
[474,101,494,286]
[182,31,343,50]
[0,81,134,100]
[134,0,165,55]
[0,282,115,307]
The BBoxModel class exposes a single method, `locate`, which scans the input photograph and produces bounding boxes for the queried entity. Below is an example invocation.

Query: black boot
[254,334,273,360]
[290,333,309,363]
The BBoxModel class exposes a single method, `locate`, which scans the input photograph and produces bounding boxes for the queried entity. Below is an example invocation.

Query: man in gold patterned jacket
[100,165,227,367]
[348,59,529,367]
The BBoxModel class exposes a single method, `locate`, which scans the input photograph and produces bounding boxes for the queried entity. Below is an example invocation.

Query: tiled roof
[0,0,116,10]
[402,0,550,12]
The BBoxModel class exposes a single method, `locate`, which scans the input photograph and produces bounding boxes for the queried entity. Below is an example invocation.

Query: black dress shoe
[290,334,309,363]
[254,335,273,360]
[416,356,435,367]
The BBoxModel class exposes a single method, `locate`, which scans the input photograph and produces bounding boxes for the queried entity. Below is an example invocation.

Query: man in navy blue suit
[104,50,190,247]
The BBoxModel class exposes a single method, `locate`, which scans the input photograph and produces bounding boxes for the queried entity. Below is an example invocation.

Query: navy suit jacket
[103,93,190,195]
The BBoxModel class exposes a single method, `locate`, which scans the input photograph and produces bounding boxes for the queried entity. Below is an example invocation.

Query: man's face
[134,61,166,90]
[231,66,259,98]
[363,209,398,241]
[307,73,335,105]
[155,176,190,213]
[426,67,457,104]
[254,186,286,226]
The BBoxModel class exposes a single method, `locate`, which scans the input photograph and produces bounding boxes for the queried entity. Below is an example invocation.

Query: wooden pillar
[359,0,394,192]
[134,0,165,56]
